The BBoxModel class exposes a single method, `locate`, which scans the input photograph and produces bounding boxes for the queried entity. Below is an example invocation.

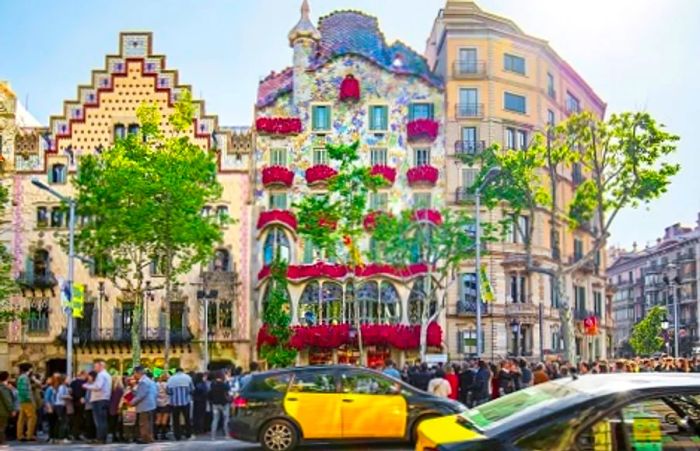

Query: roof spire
[288,0,321,47]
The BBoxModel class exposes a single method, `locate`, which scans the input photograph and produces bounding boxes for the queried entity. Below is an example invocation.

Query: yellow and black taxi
[228,365,466,451]
[416,373,700,451]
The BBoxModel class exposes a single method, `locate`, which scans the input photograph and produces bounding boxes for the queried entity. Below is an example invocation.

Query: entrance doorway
[46,358,67,375]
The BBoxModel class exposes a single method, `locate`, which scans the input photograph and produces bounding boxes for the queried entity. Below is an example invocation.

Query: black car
[416,373,700,450]
[228,365,465,451]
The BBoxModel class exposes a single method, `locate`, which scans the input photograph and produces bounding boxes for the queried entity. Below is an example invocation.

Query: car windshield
[459,381,582,431]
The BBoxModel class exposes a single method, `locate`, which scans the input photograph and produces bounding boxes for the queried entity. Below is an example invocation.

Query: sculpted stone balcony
[406,119,439,143]
[412,209,442,225]
[256,210,297,232]
[452,60,487,79]
[370,164,396,185]
[454,140,486,157]
[305,164,337,186]
[17,271,58,291]
[262,166,294,188]
[407,165,439,187]
[62,326,192,345]
[255,117,302,135]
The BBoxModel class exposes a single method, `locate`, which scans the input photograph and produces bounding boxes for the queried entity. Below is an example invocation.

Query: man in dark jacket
[473,361,491,405]
[458,362,475,406]
[0,371,15,444]
[410,363,432,392]
[208,371,231,440]
[69,371,86,440]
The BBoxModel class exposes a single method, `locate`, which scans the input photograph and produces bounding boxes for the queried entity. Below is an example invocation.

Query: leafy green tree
[73,90,223,365]
[294,141,384,361]
[260,256,296,367]
[630,305,666,356]
[466,111,679,362]
[371,209,480,360]
[0,183,19,322]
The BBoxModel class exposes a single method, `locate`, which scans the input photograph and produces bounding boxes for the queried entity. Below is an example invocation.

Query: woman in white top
[427,369,452,398]
[155,374,170,440]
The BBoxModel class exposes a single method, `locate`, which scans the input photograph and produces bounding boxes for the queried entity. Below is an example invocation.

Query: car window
[342,372,400,395]
[248,373,292,394]
[460,382,581,431]
[288,371,337,394]
[576,394,700,451]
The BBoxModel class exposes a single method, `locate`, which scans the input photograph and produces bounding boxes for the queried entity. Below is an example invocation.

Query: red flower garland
[256,117,302,135]
[262,166,294,187]
[257,210,297,231]
[407,119,439,142]
[305,164,338,185]
[339,74,360,102]
[407,165,439,186]
[370,165,396,185]
[412,209,443,225]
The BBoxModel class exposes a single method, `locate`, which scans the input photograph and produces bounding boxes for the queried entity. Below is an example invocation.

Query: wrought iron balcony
[455,103,484,119]
[455,187,475,204]
[574,309,595,321]
[16,271,58,289]
[61,326,192,344]
[452,60,486,78]
[454,140,485,156]
[455,301,488,316]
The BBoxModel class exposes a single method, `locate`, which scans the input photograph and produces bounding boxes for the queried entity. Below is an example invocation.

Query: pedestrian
[109,375,125,442]
[0,371,16,445]
[53,374,71,443]
[83,359,112,444]
[489,363,500,400]
[382,359,401,379]
[473,361,491,406]
[192,372,209,435]
[427,369,451,398]
[130,366,156,444]
[167,367,194,440]
[155,374,170,440]
[83,372,97,440]
[445,365,459,401]
[533,363,549,385]
[519,359,533,389]
[410,363,432,391]
[43,375,58,443]
[458,361,475,406]
[208,371,231,440]
[69,370,87,440]
[16,363,38,442]
[120,376,138,443]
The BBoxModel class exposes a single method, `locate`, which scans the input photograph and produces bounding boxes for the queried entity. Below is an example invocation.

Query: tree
[259,256,296,367]
[294,140,384,361]
[629,305,666,356]
[371,209,480,360]
[73,91,223,365]
[467,111,679,362]
[0,182,19,322]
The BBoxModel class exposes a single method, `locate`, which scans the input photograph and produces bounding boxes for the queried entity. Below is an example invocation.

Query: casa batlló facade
[0,0,610,372]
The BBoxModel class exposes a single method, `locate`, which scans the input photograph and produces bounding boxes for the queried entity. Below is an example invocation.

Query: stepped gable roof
[257,67,294,108]
[311,11,443,89]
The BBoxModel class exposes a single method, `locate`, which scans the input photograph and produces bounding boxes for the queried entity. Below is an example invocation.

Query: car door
[283,369,342,439]
[339,369,407,439]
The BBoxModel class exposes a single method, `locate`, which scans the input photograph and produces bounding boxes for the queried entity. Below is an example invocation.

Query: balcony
[255,117,302,135]
[455,103,483,119]
[574,309,593,321]
[569,256,596,274]
[454,140,485,157]
[370,165,396,185]
[16,271,58,290]
[256,210,297,232]
[455,187,475,204]
[407,165,439,187]
[305,164,337,186]
[406,119,439,143]
[262,166,294,188]
[454,301,488,316]
[62,326,192,344]
[505,303,539,317]
[452,61,486,79]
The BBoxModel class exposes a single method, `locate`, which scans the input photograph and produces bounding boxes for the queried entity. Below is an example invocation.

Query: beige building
[0,33,253,375]
[426,0,611,361]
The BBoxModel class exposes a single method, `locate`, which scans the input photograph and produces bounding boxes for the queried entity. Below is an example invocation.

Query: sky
[1,0,699,250]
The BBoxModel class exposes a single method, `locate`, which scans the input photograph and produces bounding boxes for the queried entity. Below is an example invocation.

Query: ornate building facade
[426,0,610,361]
[0,34,252,375]
[252,1,446,366]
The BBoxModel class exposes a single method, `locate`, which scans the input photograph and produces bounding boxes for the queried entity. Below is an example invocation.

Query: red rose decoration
[407,119,439,142]
[407,165,439,187]
[412,209,443,225]
[257,210,297,231]
[339,74,360,102]
[256,117,302,135]
[370,165,396,185]
[305,165,338,185]
[262,166,294,187]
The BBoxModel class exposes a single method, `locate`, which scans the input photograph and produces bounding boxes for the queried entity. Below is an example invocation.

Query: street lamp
[475,166,501,359]
[661,315,670,356]
[31,177,77,379]
[663,263,681,358]
[510,319,521,357]
[197,289,218,371]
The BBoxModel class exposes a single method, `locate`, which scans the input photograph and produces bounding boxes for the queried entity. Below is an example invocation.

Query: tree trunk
[163,250,173,371]
[419,274,434,361]
[132,293,143,366]
[554,272,577,363]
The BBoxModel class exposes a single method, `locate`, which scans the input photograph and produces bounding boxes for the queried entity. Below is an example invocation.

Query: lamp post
[32,178,76,379]
[510,319,521,357]
[664,264,680,357]
[197,289,218,371]
[661,315,670,356]
[475,166,501,359]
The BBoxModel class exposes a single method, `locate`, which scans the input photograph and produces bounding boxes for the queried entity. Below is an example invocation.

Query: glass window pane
[289,371,337,393]
[370,148,387,166]
[341,372,398,395]
[409,103,433,121]
[369,105,388,131]
[270,148,287,166]
[313,148,328,165]
[414,148,431,166]
[504,92,527,113]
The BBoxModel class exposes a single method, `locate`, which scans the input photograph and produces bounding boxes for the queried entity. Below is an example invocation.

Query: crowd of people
[385,355,700,407]
[0,359,260,445]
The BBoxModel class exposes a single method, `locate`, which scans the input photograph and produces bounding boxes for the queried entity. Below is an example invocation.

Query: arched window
[261,281,290,319]
[263,227,290,265]
[50,164,66,184]
[212,249,231,272]
[357,281,401,324]
[128,124,140,136]
[299,281,320,325]
[408,276,437,324]
[298,281,344,325]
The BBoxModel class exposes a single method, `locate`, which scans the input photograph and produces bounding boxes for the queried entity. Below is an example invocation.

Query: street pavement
[5,438,413,450]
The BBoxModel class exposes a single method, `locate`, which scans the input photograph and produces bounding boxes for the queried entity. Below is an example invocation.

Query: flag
[72,284,84,318]
[480,264,494,302]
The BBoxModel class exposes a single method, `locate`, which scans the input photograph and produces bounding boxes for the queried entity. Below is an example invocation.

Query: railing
[574,309,594,320]
[16,271,58,289]
[454,140,486,156]
[62,327,192,344]
[455,103,484,119]
[455,187,475,204]
[505,303,539,316]
[455,301,488,316]
[452,61,487,78]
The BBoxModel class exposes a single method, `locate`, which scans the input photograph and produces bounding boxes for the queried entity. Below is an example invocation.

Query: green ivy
[260,256,296,368]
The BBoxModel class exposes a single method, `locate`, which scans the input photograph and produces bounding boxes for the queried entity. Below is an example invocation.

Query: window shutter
[114,308,122,338]
[408,104,415,121]
[457,331,465,354]
[428,103,434,120]
[25,257,34,280]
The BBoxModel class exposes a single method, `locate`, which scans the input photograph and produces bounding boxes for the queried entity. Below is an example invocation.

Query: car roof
[548,373,700,395]
[250,365,371,378]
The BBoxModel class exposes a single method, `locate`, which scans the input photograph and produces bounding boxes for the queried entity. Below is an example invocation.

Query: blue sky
[1,0,699,250]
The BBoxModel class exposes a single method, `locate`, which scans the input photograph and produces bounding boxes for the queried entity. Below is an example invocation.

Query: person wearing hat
[129,366,157,444]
